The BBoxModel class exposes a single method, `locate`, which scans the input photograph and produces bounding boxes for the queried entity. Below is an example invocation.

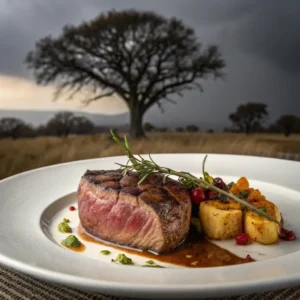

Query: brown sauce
[64,243,86,253]
[77,226,250,267]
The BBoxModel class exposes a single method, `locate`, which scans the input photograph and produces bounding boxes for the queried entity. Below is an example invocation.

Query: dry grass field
[1,132,300,180]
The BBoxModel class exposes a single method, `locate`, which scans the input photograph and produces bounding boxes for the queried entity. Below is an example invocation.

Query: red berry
[287,231,296,240]
[280,229,296,241]
[280,226,286,236]
[69,205,76,211]
[214,177,223,184]
[245,254,255,262]
[278,215,295,241]
[208,191,216,199]
[214,177,226,190]
[190,188,206,205]
[236,233,250,245]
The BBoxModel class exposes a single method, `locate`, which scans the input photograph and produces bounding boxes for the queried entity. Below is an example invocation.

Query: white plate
[1,154,300,299]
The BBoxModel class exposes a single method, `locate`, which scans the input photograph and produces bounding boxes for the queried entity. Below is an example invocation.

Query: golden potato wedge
[230,177,282,244]
[199,200,243,240]
[244,200,281,245]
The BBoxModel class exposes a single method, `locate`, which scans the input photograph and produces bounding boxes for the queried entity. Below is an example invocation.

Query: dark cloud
[0,0,299,128]
[0,20,29,76]
[2,0,300,76]
[235,0,300,75]
[0,0,102,76]
[168,0,256,26]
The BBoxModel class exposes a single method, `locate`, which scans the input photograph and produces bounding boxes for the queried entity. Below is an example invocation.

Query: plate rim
[2,251,300,298]
[1,153,300,299]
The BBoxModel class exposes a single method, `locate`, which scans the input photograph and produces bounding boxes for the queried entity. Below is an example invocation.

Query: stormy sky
[0,0,299,129]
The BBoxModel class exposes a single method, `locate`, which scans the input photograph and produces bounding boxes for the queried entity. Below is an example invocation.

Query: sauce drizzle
[63,243,86,253]
[77,225,250,267]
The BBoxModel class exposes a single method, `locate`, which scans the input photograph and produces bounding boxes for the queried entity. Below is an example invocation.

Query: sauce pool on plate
[63,243,86,253]
[76,225,250,268]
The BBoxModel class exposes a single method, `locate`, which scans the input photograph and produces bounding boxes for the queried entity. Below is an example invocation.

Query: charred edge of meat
[82,170,190,202]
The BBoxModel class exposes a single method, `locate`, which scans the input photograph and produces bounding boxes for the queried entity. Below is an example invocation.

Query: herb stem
[111,130,285,229]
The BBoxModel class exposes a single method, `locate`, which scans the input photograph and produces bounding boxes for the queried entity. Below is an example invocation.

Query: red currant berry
[236,233,250,245]
[190,188,206,205]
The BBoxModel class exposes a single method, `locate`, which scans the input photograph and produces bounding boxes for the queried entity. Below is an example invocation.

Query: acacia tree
[229,102,268,134]
[25,10,225,138]
[46,112,76,137]
[72,116,95,135]
[276,115,300,137]
[186,124,199,132]
[0,118,31,139]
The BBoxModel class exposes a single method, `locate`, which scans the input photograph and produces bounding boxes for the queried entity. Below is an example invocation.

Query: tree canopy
[0,118,34,139]
[276,115,300,137]
[143,122,156,132]
[25,9,225,138]
[186,124,199,132]
[229,102,268,134]
[45,112,94,137]
[0,113,95,138]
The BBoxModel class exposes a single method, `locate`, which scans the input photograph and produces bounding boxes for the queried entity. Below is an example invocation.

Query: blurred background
[1,0,299,180]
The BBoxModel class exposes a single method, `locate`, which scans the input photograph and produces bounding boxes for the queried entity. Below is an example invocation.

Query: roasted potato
[199,176,282,245]
[199,200,243,240]
[244,199,281,245]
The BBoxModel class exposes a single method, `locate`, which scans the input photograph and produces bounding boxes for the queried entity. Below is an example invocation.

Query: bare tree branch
[79,90,114,107]
[24,9,225,138]
[157,101,165,113]
[164,96,176,104]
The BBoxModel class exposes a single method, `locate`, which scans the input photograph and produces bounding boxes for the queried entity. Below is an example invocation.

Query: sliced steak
[77,170,192,253]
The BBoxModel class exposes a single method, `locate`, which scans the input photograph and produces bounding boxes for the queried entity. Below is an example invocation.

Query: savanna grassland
[1,132,300,180]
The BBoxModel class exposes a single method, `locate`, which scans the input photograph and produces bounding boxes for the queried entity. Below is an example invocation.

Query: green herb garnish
[178,177,195,190]
[110,130,289,231]
[111,253,134,265]
[100,250,111,255]
[219,194,229,203]
[257,206,267,213]
[142,264,165,268]
[61,235,81,247]
[63,218,70,223]
[237,190,249,199]
[58,222,72,233]
[209,193,228,203]
[142,260,164,268]
[227,182,235,190]
[146,260,155,265]
[202,155,214,184]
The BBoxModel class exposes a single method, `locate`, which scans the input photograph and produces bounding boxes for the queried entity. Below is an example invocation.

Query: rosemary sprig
[110,130,285,229]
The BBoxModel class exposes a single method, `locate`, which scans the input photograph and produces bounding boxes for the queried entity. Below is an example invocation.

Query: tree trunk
[245,123,251,134]
[129,107,145,138]
[284,128,291,137]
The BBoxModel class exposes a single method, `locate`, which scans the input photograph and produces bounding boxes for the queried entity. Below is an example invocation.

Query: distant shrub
[176,127,184,132]
[143,122,156,132]
[186,125,199,132]
[0,118,35,139]
[158,127,168,132]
